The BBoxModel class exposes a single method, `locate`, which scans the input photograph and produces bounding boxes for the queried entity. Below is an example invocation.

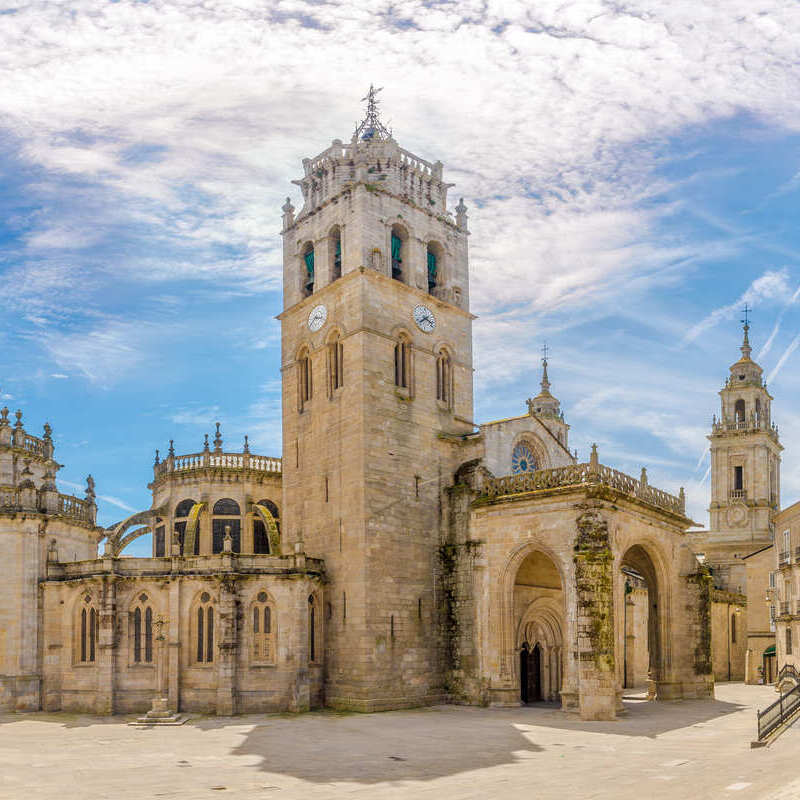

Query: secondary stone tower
[705,317,782,591]
[279,87,474,709]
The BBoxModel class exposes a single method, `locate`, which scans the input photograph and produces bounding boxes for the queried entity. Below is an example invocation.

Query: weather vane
[355,84,392,141]
[741,303,751,328]
[542,341,549,364]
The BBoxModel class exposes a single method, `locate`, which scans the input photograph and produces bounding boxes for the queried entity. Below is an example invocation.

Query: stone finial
[589,443,599,471]
[679,487,686,512]
[203,433,210,453]
[281,196,295,231]
[640,467,648,486]
[213,422,223,453]
[455,197,469,231]
[243,435,250,454]
[14,409,23,428]
[154,448,160,466]
[223,524,233,553]
[168,439,175,457]
[0,407,8,426]
[85,475,96,502]
[43,422,52,441]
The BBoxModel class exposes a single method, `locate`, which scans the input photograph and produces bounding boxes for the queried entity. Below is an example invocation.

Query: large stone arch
[252,502,281,555]
[614,532,674,692]
[498,540,569,684]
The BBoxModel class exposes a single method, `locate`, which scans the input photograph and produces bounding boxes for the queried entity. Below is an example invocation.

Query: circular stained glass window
[512,442,537,474]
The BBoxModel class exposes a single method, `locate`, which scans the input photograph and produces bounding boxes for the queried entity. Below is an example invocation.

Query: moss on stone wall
[688,568,714,676]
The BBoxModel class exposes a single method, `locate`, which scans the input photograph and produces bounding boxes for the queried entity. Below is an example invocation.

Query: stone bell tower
[705,318,781,591]
[278,87,474,710]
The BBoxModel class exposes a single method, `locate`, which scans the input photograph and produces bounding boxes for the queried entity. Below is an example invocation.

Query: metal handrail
[757,682,800,740]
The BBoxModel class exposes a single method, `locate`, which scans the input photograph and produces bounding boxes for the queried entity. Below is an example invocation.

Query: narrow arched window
[252,591,276,664]
[391,231,403,280]
[298,348,312,408]
[734,398,745,424]
[145,606,153,663]
[328,333,343,394]
[436,349,452,406]
[195,592,214,663]
[330,227,342,282]
[89,607,97,662]
[786,626,793,656]
[133,607,142,663]
[212,498,241,553]
[80,608,87,662]
[308,594,317,663]
[426,242,443,294]
[302,242,315,296]
[394,337,410,389]
[154,524,166,557]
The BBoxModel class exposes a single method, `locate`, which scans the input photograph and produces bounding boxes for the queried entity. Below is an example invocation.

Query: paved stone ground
[1,683,798,799]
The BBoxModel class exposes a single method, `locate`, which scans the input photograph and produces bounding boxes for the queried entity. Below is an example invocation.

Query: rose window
[512,443,537,474]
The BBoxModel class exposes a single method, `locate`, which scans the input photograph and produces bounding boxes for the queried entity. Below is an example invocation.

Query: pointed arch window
[394,335,411,390]
[302,242,315,296]
[78,596,99,663]
[436,348,452,407]
[195,592,214,663]
[252,591,276,664]
[328,332,344,394]
[131,594,154,664]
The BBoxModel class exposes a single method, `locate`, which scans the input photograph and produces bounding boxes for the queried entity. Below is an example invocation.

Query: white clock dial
[307,304,328,332]
[413,304,436,333]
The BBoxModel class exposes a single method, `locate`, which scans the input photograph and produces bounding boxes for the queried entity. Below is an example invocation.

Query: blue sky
[1,1,800,555]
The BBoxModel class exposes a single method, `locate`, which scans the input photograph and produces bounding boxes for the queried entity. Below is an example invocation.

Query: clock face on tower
[413,305,436,333]
[307,304,328,332]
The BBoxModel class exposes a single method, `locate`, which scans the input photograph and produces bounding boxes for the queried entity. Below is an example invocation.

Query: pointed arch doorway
[520,642,543,704]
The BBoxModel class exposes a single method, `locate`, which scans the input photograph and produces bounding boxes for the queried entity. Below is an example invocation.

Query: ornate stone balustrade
[712,419,779,441]
[153,451,282,479]
[46,552,325,580]
[481,460,686,517]
[0,484,96,525]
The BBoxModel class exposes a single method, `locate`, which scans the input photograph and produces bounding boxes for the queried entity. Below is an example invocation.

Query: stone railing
[154,451,282,480]
[712,418,779,441]
[0,484,95,525]
[47,552,325,580]
[58,492,95,524]
[482,460,686,517]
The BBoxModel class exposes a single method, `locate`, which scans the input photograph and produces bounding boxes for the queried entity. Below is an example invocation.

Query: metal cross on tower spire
[740,303,752,359]
[354,84,392,142]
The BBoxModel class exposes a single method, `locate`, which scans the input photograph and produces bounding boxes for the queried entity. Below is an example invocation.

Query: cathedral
[0,92,784,721]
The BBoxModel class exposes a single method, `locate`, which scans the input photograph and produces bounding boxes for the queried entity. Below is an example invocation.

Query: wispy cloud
[767,333,800,385]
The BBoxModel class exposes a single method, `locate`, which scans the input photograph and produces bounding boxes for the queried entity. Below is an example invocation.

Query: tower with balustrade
[705,322,782,592]
[0,406,100,711]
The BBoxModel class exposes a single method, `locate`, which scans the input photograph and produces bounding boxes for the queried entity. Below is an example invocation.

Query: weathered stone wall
[41,555,323,715]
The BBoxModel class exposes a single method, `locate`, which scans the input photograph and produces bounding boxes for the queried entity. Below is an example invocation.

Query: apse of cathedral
[0,90,781,720]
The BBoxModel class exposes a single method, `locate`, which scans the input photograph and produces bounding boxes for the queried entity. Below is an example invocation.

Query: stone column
[96,577,117,714]
[168,579,181,711]
[215,578,238,716]
[573,503,616,720]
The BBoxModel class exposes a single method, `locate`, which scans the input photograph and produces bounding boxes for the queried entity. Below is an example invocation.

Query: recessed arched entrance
[620,544,662,692]
[514,549,564,704]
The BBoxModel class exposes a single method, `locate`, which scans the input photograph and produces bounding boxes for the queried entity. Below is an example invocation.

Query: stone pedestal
[129,697,187,726]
